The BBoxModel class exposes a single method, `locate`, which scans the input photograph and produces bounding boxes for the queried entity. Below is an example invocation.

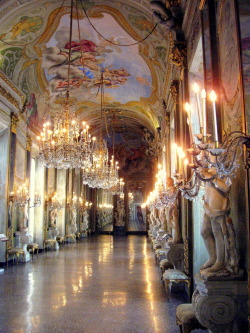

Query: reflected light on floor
[27,272,39,332]
[144,240,160,332]
[102,291,127,307]
[98,238,113,262]
[31,316,40,329]
[128,238,135,271]
[84,264,93,278]
[52,294,67,309]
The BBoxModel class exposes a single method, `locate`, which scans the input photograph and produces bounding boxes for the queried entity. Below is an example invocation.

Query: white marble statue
[19,203,29,231]
[49,207,58,228]
[200,169,239,275]
[70,207,77,233]
[115,200,125,226]
[168,201,181,244]
[82,209,89,230]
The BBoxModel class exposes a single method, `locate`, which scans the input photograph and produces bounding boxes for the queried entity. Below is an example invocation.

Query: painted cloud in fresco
[42,13,152,104]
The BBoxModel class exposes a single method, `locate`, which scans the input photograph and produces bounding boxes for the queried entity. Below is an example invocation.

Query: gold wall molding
[11,113,20,134]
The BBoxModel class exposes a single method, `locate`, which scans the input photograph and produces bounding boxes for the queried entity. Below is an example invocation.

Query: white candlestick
[185,103,195,145]
[210,90,218,143]
[193,83,202,129]
[172,143,177,172]
[201,89,206,138]
[184,158,188,181]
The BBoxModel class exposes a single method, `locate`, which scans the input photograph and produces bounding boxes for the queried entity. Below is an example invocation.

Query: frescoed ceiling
[0,0,169,181]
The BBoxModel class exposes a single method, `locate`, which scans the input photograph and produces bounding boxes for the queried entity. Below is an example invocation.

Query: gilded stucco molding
[0,72,24,105]
[0,85,20,111]
[11,113,20,134]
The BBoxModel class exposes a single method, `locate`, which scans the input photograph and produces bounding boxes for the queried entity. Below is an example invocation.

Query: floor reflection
[0,235,191,333]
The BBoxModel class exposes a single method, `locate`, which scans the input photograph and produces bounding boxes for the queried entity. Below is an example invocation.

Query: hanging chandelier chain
[67,0,74,97]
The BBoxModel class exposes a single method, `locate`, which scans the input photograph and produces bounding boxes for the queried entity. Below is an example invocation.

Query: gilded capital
[165,112,170,129]
[170,42,187,68]
[166,0,180,7]
[170,80,179,103]
[11,113,20,134]
[26,135,32,151]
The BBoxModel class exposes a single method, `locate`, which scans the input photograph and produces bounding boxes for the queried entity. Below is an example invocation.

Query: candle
[178,149,185,177]
[177,147,182,174]
[185,102,195,145]
[201,89,207,139]
[193,83,202,129]
[184,158,188,181]
[172,143,178,172]
[210,90,218,145]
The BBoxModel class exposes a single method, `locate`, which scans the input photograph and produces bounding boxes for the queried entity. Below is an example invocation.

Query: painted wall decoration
[42,13,152,104]
[0,47,23,79]
[0,16,43,41]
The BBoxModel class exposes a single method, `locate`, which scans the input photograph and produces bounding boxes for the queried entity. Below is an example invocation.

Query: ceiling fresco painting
[42,13,152,105]
[0,0,169,182]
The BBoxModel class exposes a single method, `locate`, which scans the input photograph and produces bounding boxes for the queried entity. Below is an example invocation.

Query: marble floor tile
[0,235,207,333]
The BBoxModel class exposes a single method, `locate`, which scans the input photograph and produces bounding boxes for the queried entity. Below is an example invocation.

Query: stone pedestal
[15,230,32,262]
[192,274,248,333]
[47,227,59,250]
[152,225,160,238]
[166,242,184,270]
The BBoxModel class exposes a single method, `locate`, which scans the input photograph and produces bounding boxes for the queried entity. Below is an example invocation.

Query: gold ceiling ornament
[11,113,20,134]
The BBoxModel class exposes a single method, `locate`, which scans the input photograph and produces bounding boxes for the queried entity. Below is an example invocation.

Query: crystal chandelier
[37,0,95,169]
[81,72,120,189]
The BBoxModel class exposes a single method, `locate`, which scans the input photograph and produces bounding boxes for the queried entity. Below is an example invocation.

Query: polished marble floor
[0,236,207,333]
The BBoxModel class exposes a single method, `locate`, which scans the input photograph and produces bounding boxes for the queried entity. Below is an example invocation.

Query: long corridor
[1,236,194,333]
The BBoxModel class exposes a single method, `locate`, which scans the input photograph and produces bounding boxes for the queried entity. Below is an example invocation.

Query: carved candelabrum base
[15,230,32,262]
[192,274,248,333]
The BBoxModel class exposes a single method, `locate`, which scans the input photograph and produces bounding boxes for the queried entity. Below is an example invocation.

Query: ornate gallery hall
[0,0,249,332]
